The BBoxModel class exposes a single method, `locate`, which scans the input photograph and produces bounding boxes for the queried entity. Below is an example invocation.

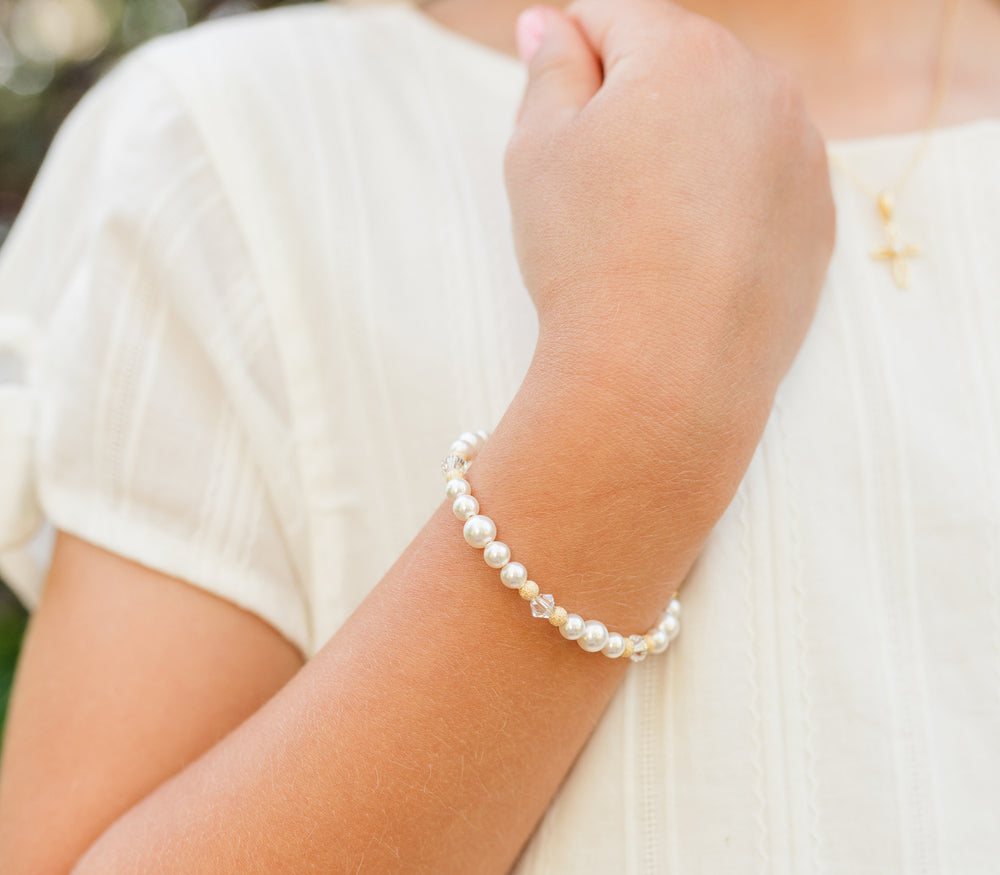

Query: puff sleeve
[0,48,312,656]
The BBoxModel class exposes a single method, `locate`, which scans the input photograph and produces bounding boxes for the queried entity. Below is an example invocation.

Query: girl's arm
[0,359,714,874]
[0,0,834,871]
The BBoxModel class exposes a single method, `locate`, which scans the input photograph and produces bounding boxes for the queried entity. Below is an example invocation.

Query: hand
[502,0,834,532]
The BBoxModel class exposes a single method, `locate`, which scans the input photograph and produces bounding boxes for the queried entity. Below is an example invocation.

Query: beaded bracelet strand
[442,431,681,662]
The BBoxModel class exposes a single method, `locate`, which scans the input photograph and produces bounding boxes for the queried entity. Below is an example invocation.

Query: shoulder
[88,2,453,212]
[27,2,427,179]
[129,1,421,111]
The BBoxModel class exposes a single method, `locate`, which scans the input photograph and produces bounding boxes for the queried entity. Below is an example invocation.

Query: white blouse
[1,1,998,870]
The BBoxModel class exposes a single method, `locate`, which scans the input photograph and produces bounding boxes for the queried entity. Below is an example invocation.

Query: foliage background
[0,0,322,749]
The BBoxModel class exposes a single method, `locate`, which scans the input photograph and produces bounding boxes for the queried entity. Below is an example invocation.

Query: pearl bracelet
[442,431,681,662]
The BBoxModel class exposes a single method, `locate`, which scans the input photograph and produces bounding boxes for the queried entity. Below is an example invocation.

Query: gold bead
[549,606,568,627]
[519,581,540,601]
[623,639,635,658]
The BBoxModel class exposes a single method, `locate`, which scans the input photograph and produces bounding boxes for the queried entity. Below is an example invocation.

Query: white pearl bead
[560,614,586,640]
[450,439,473,459]
[578,620,609,653]
[646,627,670,654]
[458,431,481,451]
[463,515,496,549]
[476,430,490,443]
[500,561,528,589]
[452,494,479,521]
[667,598,682,619]
[483,541,511,569]
[445,478,471,499]
[602,632,627,658]
[658,613,680,640]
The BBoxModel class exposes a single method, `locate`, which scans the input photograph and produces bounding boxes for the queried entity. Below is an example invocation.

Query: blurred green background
[0,0,320,749]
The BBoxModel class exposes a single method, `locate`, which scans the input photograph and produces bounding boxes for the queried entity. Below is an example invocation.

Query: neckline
[827,115,1000,153]
[387,0,1000,152]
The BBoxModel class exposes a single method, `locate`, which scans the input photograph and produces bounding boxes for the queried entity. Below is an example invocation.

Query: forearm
[69,350,709,874]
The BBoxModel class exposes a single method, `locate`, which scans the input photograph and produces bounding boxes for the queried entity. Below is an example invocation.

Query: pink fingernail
[516,7,547,63]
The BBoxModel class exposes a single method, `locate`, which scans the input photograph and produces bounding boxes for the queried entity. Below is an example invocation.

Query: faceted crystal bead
[530,594,556,618]
[628,634,648,663]
[441,454,470,479]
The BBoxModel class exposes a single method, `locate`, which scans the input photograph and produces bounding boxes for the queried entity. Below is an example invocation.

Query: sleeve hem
[39,486,312,659]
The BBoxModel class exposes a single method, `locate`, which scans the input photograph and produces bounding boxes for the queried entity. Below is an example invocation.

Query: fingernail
[516,7,547,63]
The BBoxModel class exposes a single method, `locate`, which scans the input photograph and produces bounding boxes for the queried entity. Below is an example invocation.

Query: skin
[422,0,1000,139]
[0,0,997,872]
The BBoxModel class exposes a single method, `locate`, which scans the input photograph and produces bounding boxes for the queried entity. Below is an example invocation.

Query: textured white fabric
[1,1,998,869]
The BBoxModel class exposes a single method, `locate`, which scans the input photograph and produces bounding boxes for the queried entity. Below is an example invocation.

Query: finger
[565,0,688,76]
[514,5,603,130]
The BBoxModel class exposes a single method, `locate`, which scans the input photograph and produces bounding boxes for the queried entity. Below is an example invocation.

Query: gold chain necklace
[826,0,961,289]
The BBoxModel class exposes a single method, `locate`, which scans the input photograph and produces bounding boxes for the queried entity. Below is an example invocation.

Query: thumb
[514,5,603,131]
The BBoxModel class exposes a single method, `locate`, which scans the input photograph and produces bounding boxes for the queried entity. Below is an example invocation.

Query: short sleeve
[0,48,312,656]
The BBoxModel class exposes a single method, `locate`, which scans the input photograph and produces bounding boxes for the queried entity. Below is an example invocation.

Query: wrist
[465,349,730,631]
[443,435,684,661]
[525,327,767,517]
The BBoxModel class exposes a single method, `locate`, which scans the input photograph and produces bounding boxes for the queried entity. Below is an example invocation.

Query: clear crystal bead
[441,454,470,479]
[530,594,555,618]
[628,634,648,663]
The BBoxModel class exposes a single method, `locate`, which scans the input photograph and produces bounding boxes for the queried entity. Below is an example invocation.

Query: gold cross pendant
[871,192,920,289]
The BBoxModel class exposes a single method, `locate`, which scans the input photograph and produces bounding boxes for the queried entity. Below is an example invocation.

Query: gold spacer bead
[644,634,656,651]
[623,639,635,658]
[519,581,540,601]
[549,606,568,627]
